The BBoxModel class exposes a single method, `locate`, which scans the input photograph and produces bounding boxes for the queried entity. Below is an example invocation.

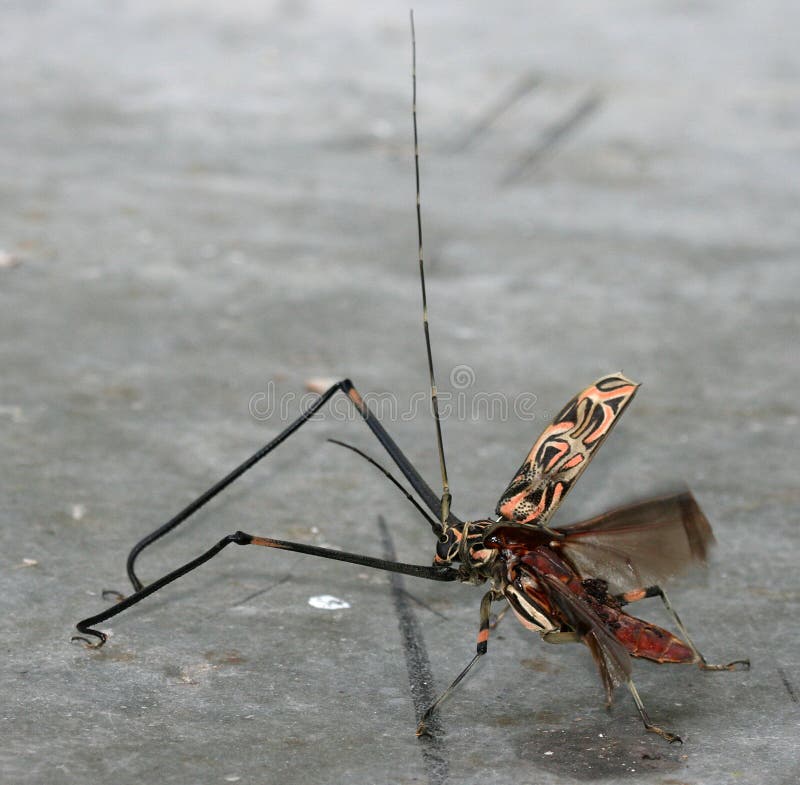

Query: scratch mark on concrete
[778,666,798,702]
[501,89,604,184]
[378,515,449,785]
[233,572,294,606]
[451,72,541,152]
[398,587,449,620]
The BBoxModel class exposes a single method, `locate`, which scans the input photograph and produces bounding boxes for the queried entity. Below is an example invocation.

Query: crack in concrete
[378,515,450,785]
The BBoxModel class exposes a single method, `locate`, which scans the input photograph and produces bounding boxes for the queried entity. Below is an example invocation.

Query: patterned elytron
[496,374,639,525]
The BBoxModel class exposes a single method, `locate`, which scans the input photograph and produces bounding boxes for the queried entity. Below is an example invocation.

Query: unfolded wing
[495,374,639,525]
[556,491,715,592]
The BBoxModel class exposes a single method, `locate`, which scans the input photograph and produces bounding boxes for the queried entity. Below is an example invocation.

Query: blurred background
[1,2,797,784]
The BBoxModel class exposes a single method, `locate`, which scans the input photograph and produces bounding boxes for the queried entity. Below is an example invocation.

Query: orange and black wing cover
[495,374,639,525]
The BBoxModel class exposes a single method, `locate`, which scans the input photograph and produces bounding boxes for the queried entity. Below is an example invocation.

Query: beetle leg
[416,590,499,737]
[488,602,510,630]
[73,531,458,648]
[122,379,463,594]
[626,679,682,744]
[541,630,582,644]
[616,586,750,671]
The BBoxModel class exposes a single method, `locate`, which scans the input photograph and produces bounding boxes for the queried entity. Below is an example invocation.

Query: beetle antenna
[410,10,452,532]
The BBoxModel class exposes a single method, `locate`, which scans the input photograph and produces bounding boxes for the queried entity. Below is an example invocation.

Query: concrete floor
[1,1,798,784]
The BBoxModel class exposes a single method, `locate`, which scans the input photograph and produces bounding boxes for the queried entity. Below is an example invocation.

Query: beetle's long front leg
[616,586,750,671]
[124,379,464,593]
[416,590,499,737]
[73,531,459,648]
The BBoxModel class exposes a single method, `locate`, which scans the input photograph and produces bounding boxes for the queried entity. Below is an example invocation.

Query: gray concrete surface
[1,2,798,784]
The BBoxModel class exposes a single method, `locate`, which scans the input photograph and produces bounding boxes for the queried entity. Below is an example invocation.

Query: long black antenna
[410,10,452,533]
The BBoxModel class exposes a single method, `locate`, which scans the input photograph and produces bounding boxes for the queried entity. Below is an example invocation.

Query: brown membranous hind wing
[555,490,714,592]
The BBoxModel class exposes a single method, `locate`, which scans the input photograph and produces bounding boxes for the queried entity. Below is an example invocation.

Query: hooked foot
[698,657,750,672]
[645,723,682,744]
[71,628,107,649]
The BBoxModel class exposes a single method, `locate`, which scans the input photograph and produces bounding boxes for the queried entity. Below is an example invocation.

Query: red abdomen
[602,607,696,664]
[503,541,697,664]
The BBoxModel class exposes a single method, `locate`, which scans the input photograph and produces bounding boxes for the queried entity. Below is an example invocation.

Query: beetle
[74,11,748,743]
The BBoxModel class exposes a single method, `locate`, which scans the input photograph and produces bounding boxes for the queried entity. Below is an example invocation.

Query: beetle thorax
[434,519,497,582]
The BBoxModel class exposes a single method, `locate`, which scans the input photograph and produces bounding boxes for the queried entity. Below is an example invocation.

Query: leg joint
[228,531,253,546]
